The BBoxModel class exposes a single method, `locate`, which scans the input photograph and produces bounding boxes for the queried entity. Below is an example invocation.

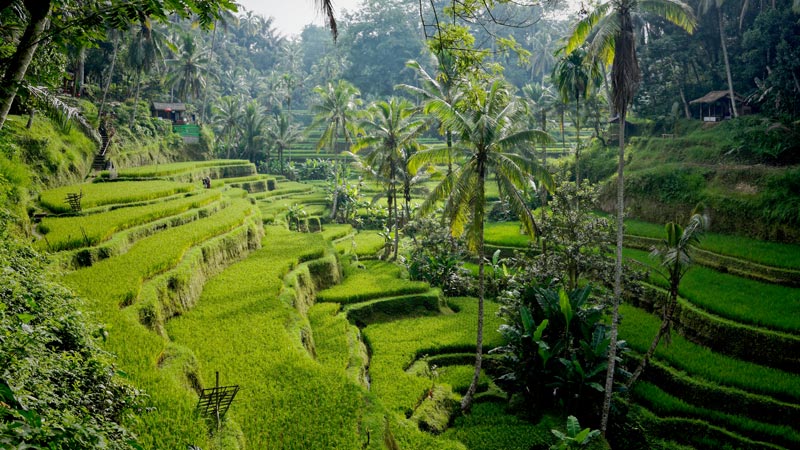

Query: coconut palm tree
[239,100,268,163]
[212,95,243,158]
[627,210,706,388]
[552,45,600,187]
[310,79,362,154]
[410,79,553,412]
[200,6,238,123]
[351,98,427,260]
[566,0,696,432]
[127,19,168,127]
[267,112,304,174]
[167,34,211,103]
[521,83,556,205]
[399,53,461,175]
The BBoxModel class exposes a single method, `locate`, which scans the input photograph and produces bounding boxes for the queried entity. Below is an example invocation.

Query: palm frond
[497,173,539,238]
[566,1,613,52]
[638,0,696,33]
[26,86,101,145]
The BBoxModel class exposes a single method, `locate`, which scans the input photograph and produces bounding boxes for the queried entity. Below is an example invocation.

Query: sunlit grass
[167,226,366,448]
[318,260,429,304]
[625,217,800,269]
[37,190,220,251]
[624,248,800,332]
[364,297,505,416]
[39,180,195,213]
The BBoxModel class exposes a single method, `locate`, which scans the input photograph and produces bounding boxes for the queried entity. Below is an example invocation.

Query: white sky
[236,0,364,37]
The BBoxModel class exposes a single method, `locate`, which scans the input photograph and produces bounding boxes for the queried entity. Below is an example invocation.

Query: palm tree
[399,54,461,175]
[127,19,168,127]
[410,79,553,412]
[267,113,304,174]
[351,98,427,260]
[98,28,124,119]
[200,6,238,123]
[310,79,362,154]
[627,210,706,387]
[212,95,243,158]
[521,83,556,205]
[552,45,600,187]
[239,100,268,163]
[567,0,696,433]
[699,0,738,118]
[314,0,338,40]
[167,34,211,103]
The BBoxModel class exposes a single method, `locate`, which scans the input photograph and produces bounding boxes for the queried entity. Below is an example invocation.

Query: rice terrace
[1,0,799,449]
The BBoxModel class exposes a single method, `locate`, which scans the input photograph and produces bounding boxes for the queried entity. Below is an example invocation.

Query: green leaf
[520,306,534,335]
[534,318,549,341]
[559,288,573,326]
[16,313,35,324]
[566,415,580,437]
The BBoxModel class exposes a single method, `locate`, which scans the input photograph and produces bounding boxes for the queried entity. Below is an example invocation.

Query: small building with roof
[151,102,188,124]
[689,91,752,122]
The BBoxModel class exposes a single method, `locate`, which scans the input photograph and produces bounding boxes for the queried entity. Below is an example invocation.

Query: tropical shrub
[403,216,473,296]
[493,281,628,422]
[0,221,140,448]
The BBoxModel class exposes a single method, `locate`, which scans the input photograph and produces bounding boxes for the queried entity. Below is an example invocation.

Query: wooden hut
[151,102,187,124]
[690,91,750,122]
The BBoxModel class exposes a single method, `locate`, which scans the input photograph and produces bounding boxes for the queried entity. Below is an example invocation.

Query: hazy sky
[236,0,363,37]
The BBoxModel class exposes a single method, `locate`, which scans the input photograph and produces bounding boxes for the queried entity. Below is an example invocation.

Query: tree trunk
[200,20,218,124]
[0,0,52,130]
[392,165,400,261]
[130,71,142,128]
[679,84,692,119]
[575,95,581,188]
[74,46,86,97]
[26,108,35,128]
[98,34,120,120]
[446,129,453,176]
[601,105,626,434]
[718,7,738,118]
[627,294,676,387]
[539,110,548,207]
[462,161,486,413]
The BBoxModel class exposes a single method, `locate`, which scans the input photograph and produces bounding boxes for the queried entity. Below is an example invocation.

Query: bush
[403,216,473,296]
[0,222,140,448]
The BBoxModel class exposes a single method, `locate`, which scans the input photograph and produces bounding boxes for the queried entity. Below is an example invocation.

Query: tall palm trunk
[540,110,548,206]
[602,103,626,433]
[130,71,142,128]
[98,36,120,119]
[446,129,453,175]
[0,0,51,130]
[627,286,677,387]
[200,20,218,124]
[392,165,400,261]
[575,95,581,188]
[462,160,486,413]
[717,6,738,118]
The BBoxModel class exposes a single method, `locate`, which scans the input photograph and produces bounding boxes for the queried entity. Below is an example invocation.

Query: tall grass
[37,190,220,251]
[318,260,429,304]
[633,382,800,447]
[167,227,367,448]
[39,180,195,213]
[624,248,800,332]
[620,304,800,402]
[624,217,800,269]
[364,297,505,416]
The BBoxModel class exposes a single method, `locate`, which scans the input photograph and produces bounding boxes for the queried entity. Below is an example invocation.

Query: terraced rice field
[40,158,799,449]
